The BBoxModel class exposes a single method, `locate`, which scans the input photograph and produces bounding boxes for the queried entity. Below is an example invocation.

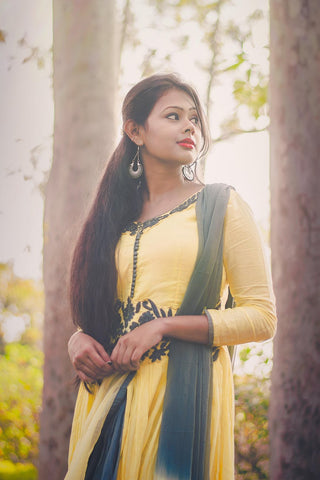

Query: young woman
[66,73,277,480]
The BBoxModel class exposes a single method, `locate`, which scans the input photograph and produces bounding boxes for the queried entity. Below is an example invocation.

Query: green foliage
[127,0,270,143]
[0,264,43,470]
[234,343,272,479]
[0,461,37,480]
[0,262,43,346]
[234,373,270,479]
[224,53,245,72]
[233,78,268,119]
[0,263,43,318]
[0,343,43,465]
[239,346,252,363]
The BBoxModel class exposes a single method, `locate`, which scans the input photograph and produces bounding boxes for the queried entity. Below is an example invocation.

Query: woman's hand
[110,319,164,372]
[68,331,114,383]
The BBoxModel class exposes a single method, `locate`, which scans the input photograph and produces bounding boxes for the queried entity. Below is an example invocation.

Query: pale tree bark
[39,1,118,478]
[270,1,320,479]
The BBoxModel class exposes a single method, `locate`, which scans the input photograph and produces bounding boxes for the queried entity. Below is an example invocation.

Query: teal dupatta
[155,183,232,480]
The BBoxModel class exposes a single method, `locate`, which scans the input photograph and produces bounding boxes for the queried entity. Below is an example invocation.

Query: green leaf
[224,54,245,71]
[239,346,251,362]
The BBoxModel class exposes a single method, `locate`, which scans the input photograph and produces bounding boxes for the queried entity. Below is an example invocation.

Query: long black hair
[69,73,211,347]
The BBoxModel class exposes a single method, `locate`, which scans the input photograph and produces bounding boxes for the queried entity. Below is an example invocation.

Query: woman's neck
[143,163,192,202]
[138,164,202,222]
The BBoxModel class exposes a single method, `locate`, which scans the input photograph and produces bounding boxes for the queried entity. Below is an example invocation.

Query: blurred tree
[269,1,320,478]
[39,1,119,478]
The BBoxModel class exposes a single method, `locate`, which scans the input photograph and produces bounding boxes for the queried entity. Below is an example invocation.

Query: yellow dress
[66,189,277,480]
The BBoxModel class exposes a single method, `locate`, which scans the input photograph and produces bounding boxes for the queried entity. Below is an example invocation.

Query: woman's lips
[177,138,195,149]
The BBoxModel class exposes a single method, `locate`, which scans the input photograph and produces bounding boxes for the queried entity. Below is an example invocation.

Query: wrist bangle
[204,309,214,345]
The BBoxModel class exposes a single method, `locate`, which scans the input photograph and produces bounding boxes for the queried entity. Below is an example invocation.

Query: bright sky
[0,0,270,280]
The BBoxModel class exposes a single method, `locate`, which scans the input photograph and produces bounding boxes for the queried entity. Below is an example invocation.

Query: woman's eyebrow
[162,105,197,112]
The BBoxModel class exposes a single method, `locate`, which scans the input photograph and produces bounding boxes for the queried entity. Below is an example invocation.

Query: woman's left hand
[110,319,164,372]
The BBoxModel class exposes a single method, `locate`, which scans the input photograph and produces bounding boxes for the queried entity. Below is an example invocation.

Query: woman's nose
[184,120,195,134]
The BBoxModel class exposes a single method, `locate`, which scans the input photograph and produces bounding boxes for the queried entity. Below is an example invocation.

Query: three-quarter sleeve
[206,189,277,346]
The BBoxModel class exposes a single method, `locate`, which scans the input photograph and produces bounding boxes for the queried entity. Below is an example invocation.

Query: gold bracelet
[204,309,214,345]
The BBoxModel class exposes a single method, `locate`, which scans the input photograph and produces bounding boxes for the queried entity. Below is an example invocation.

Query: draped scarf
[155,183,231,479]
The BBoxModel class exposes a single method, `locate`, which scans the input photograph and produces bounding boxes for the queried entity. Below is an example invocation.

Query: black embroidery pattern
[123,191,200,235]
[107,297,171,362]
[107,297,220,364]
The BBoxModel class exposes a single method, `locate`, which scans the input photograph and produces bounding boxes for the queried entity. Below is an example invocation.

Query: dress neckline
[124,188,203,235]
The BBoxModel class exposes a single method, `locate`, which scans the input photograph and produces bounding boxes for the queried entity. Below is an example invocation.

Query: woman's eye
[167,113,179,120]
[191,116,199,125]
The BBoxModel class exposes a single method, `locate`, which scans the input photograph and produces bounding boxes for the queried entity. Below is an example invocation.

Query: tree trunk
[269,1,320,479]
[39,1,118,478]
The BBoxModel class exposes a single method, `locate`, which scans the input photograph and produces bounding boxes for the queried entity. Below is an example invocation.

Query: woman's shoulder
[202,182,234,193]
[199,182,234,198]
[223,189,262,243]
[225,188,254,217]
[200,183,256,227]
[201,183,248,209]
[199,182,236,209]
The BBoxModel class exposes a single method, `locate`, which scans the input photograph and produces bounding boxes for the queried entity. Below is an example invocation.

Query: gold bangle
[204,309,214,345]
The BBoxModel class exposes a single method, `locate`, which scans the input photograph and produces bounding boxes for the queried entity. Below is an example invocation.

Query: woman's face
[139,88,202,169]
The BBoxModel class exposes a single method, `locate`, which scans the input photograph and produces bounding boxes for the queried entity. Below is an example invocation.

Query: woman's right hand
[68,331,114,383]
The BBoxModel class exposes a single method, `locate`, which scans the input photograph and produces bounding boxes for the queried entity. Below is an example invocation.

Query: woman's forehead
[152,88,196,113]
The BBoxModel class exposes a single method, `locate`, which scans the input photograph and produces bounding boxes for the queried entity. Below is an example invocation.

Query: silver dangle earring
[182,161,196,182]
[129,146,143,179]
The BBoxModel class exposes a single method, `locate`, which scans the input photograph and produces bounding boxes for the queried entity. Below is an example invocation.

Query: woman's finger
[73,354,101,378]
[94,342,111,363]
[79,353,109,375]
[120,344,138,371]
[69,332,111,371]
[110,341,126,372]
[77,370,96,384]
[111,338,138,372]
[75,361,101,380]
[130,348,142,368]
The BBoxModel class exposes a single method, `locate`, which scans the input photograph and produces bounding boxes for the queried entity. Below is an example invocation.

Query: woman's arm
[109,314,209,371]
[205,189,277,346]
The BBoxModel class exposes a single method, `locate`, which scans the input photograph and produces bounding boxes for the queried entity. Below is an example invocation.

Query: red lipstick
[178,138,195,149]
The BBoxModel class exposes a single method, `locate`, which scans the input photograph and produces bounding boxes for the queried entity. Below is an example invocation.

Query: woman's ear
[123,120,144,146]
